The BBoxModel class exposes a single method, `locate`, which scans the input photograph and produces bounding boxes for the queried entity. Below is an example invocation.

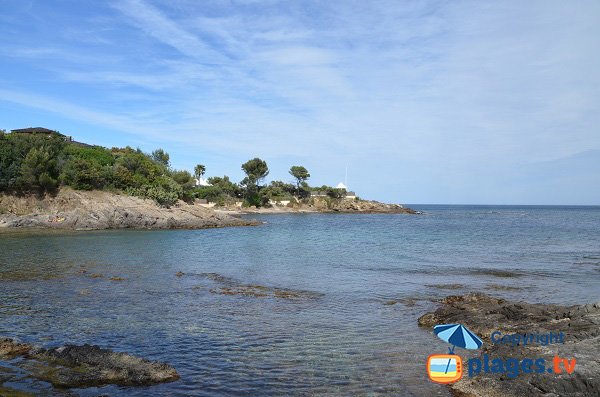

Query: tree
[241,158,269,186]
[207,175,241,197]
[0,133,18,190]
[151,149,170,168]
[326,187,347,199]
[289,166,310,197]
[60,158,107,190]
[240,158,269,206]
[289,166,310,187]
[171,169,194,186]
[194,164,206,180]
[17,146,59,193]
[170,169,196,201]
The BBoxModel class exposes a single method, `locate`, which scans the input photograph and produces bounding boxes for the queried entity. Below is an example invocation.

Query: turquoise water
[0,206,599,396]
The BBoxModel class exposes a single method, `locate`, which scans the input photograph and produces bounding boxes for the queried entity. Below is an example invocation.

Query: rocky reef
[418,293,600,396]
[0,338,179,389]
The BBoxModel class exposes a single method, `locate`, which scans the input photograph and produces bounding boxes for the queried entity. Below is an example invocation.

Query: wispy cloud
[0,0,599,203]
[111,0,229,64]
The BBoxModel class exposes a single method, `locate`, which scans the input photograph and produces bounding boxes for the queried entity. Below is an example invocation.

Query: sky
[0,0,599,204]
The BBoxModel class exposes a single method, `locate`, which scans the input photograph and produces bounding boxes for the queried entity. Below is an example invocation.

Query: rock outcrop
[0,338,179,388]
[224,197,418,214]
[418,293,600,397]
[308,197,417,214]
[0,338,33,359]
[0,189,259,230]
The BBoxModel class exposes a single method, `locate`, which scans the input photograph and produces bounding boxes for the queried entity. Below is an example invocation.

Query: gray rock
[0,338,179,389]
[31,344,180,388]
[418,293,600,397]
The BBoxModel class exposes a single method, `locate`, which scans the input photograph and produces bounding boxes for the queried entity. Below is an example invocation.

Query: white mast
[345,164,348,188]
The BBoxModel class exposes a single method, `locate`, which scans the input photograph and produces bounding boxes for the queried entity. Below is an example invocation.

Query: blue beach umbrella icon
[433,324,483,375]
[434,323,483,353]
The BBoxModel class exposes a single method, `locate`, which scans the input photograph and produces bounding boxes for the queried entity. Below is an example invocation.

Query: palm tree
[194,164,206,180]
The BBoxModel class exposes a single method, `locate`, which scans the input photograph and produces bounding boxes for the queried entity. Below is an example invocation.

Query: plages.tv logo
[426,323,483,384]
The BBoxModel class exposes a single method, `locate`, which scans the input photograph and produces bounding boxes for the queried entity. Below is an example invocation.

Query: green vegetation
[0,131,191,207]
[194,164,205,180]
[0,129,353,207]
[240,158,270,207]
[289,165,310,198]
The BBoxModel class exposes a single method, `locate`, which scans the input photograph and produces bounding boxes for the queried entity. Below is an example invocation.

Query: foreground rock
[0,189,259,230]
[418,293,600,397]
[0,338,179,388]
[0,338,33,359]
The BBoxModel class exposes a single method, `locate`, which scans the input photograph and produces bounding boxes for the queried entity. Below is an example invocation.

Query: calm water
[1,205,599,396]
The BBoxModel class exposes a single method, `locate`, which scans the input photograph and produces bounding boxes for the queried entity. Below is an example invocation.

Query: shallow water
[1,205,599,396]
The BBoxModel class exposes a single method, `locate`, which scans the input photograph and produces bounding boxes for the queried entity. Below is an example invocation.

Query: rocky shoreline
[0,190,417,231]
[418,293,600,397]
[0,189,259,230]
[218,197,418,215]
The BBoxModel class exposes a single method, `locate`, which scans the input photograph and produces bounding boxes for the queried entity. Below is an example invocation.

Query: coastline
[216,197,418,215]
[0,189,259,231]
[0,190,417,231]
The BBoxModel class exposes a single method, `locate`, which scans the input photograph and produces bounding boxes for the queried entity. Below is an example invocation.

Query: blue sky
[1,0,599,204]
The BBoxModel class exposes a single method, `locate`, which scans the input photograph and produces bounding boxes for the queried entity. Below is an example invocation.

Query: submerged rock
[425,283,465,290]
[209,285,320,300]
[418,293,600,396]
[382,298,420,307]
[486,284,523,291]
[183,272,323,300]
[0,385,34,397]
[468,268,524,278]
[31,344,180,388]
[0,338,179,389]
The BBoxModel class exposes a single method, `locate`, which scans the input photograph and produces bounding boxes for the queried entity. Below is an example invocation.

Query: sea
[1,205,599,396]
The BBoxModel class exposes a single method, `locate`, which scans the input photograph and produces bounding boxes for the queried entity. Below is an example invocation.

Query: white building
[195,177,212,187]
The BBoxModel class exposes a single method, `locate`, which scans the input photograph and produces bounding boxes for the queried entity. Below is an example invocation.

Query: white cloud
[1,0,599,202]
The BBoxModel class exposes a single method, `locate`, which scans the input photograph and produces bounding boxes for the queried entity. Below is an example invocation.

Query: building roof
[11,127,65,136]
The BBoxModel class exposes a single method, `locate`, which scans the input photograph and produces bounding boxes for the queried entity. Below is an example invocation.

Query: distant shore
[216,196,418,215]
[0,189,417,231]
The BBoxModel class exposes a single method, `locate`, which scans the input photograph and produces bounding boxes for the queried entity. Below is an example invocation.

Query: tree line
[0,130,348,207]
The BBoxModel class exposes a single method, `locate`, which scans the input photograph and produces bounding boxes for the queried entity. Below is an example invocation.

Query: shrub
[0,133,64,192]
[326,188,347,199]
[126,184,180,207]
[60,158,107,190]
[17,146,60,193]
[63,145,114,166]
